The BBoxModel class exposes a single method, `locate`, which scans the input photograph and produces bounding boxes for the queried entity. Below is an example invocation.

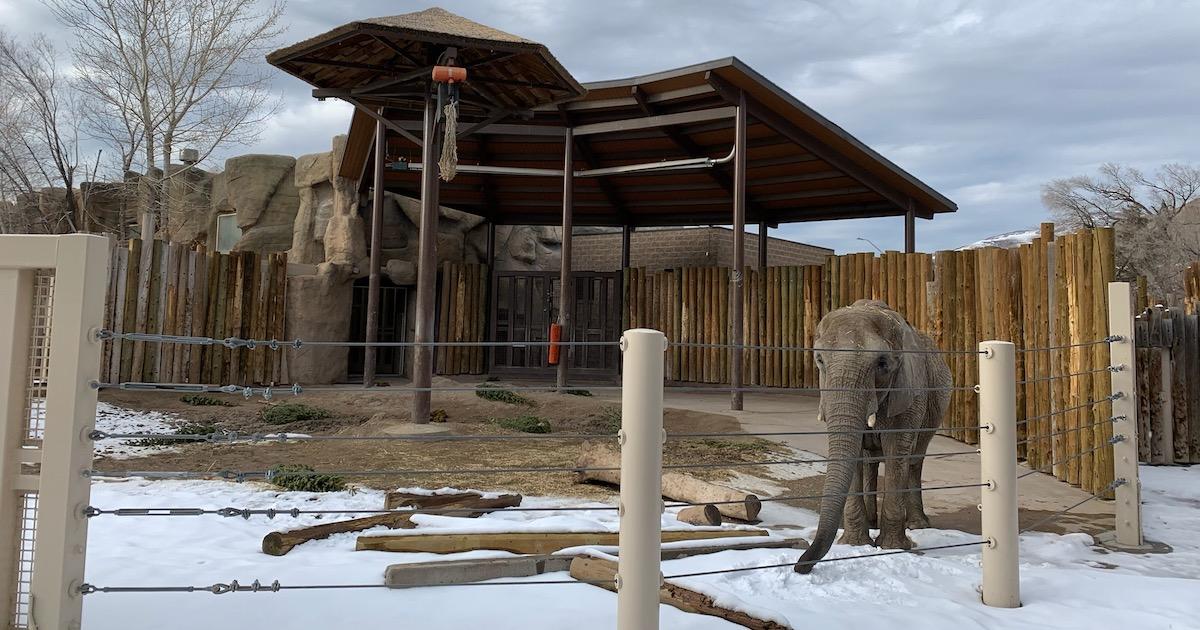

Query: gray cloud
[4,0,1198,252]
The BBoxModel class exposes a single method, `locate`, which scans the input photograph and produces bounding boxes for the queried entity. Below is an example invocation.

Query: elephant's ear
[886,325,921,417]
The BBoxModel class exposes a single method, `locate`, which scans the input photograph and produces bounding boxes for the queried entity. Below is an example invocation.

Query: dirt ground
[95,383,790,500]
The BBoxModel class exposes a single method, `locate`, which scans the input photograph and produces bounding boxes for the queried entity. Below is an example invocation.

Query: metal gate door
[489,270,621,377]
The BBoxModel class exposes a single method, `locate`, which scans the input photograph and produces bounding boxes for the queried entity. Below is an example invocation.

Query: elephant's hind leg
[838,465,873,547]
[906,431,935,529]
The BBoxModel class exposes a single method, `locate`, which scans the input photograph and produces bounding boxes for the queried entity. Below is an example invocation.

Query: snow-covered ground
[93,402,186,458]
[81,465,1200,629]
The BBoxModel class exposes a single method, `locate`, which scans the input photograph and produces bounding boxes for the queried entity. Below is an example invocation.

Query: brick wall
[572,226,831,271]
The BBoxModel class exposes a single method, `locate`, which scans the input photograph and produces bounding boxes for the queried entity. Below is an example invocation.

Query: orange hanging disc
[432,66,467,83]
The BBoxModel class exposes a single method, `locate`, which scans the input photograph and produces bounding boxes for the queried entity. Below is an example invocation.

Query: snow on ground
[958,228,1041,251]
[93,402,186,458]
[82,465,1200,629]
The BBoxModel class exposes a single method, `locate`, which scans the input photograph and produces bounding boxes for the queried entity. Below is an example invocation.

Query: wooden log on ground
[569,556,790,630]
[676,505,722,526]
[264,495,522,556]
[574,442,762,521]
[384,491,521,511]
[356,528,768,554]
[383,537,808,588]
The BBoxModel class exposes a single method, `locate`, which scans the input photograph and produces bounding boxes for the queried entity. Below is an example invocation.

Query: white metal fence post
[1107,282,1143,547]
[30,234,109,630]
[617,328,665,630]
[978,340,1020,608]
[0,266,35,628]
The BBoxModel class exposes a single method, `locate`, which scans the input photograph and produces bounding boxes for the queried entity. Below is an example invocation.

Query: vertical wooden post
[364,113,386,387]
[621,225,631,269]
[904,205,916,253]
[33,234,110,629]
[412,92,442,424]
[557,129,575,391]
[730,92,747,411]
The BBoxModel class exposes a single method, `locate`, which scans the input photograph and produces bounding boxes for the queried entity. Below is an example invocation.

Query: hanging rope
[438,98,459,181]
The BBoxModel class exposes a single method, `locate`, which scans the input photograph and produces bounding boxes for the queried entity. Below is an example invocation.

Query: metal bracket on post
[617,328,664,630]
[1097,282,1154,552]
[978,340,1020,608]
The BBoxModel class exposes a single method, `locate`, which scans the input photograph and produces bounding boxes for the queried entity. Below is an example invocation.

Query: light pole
[857,236,884,254]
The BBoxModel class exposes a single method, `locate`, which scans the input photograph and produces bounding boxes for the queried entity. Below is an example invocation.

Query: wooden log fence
[622,225,1125,492]
[1135,305,1200,464]
[100,238,288,387]
[435,262,487,375]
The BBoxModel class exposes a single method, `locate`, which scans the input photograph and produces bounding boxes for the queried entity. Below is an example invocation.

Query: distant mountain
[958,228,1043,250]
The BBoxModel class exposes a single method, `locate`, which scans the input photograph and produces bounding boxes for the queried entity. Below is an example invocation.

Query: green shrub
[562,389,592,397]
[493,415,552,434]
[268,464,345,492]
[179,394,234,407]
[430,408,448,423]
[261,402,332,425]
[597,406,622,434]
[474,383,535,406]
[131,422,219,447]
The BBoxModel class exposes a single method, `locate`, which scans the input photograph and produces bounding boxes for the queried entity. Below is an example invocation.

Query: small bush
[493,415,552,434]
[430,408,448,423]
[131,422,219,447]
[597,406,622,434]
[179,394,234,407]
[261,402,332,425]
[268,464,345,492]
[562,389,592,397]
[475,383,535,406]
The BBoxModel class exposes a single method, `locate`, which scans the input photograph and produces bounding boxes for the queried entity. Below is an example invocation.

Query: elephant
[794,299,951,574]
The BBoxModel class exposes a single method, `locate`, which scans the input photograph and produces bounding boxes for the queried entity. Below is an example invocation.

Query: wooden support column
[731,92,747,411]
[621,225,632,269]
[758,221,768,269]
[412,93,442,424]
[904,204,916,254]
[557,129,574,391]
[484,221,496,372]
[363,113,385,387]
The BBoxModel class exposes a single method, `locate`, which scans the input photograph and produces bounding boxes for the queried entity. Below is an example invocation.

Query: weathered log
[356,528,768,554]
[676,505,722,526]
[575,442,761,521]
[569,556,791,629]
[263,495,522,556]
[383,537,808,588]
[384,490,521,510]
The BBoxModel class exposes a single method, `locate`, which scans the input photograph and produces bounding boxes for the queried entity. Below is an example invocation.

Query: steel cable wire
[1017,435,1125,480]
[1019,479,1126,533]
[663,540,987,579]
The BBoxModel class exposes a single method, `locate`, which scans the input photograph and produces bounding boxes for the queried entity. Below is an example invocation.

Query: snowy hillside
[958,228,1042,250]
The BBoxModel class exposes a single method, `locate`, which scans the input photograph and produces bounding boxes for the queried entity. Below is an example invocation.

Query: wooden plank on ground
[357,529,768,554]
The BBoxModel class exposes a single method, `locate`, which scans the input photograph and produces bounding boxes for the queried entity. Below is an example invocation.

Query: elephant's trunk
[795,376,870,574]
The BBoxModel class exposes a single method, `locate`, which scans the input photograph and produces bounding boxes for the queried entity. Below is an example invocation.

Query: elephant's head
[794,299,919,574]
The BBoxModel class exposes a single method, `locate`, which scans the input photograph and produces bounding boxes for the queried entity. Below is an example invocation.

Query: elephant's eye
[875,356,890,371]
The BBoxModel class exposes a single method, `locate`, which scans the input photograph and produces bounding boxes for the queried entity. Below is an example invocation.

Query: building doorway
[348,278,410,378]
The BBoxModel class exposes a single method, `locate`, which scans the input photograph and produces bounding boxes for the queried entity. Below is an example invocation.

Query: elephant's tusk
[867,413,877,428]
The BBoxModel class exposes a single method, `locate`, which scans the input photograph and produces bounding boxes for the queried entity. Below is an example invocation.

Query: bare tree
[46,0,285,240]
[1042,162,1200,300]
[0,31,82,233]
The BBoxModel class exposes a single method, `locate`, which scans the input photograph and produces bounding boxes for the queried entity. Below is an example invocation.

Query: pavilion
[268,7,956,421]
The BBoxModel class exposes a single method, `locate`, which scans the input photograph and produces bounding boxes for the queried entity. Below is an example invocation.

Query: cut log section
[575,442,762,521]
[569,556,791,629]
[383,537,808,588]
[384,490,519,510]
[357,528,768,555]
[676,505,722,526]
[263,494,522,556]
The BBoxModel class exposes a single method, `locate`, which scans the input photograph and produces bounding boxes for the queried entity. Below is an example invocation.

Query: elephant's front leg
[875,431,915,550]
[863,449,880,530]
[838,462,872,546]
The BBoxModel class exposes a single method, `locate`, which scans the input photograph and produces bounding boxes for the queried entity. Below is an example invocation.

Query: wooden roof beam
[705,71,929,219]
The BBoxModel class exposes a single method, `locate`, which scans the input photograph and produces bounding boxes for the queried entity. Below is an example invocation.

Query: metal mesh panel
[11,492,38,630]
[23,271,53,445]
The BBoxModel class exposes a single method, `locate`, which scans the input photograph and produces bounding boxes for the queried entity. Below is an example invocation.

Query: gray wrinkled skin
[795,299,951,574]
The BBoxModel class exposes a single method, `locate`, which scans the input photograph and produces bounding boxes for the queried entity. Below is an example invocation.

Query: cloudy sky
[4,0,1199,252]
